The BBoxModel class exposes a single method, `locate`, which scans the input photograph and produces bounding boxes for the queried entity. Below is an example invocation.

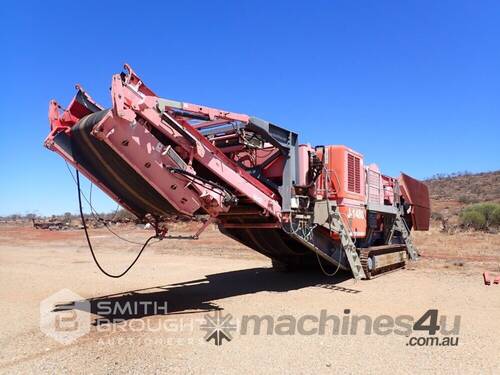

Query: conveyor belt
[218,225,331,269]
[54,110,177,218]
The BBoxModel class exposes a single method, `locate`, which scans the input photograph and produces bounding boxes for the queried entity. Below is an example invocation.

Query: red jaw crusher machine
[45,64,430,279]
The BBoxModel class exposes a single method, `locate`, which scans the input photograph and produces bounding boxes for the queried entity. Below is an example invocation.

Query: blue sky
[1,0,499,216]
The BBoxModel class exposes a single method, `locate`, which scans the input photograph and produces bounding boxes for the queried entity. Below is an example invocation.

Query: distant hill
[425,170,500,204]
[424,170,500,230]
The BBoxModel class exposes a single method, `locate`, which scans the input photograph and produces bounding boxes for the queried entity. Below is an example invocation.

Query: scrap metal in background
[45,64,430,280]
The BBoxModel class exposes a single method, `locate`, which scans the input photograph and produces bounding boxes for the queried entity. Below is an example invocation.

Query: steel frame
[45,65,288,221]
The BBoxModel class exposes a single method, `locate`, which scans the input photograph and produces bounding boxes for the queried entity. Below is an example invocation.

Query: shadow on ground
[57,267,360,324]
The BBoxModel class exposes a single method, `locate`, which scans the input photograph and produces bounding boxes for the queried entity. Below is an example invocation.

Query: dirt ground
[0,223,499,374]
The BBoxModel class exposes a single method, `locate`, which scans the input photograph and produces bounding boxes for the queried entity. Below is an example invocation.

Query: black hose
[76,169,158,278]
[65,161,145,245]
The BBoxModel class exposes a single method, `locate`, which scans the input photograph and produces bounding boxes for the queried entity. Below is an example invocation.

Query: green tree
[63,212,72,223]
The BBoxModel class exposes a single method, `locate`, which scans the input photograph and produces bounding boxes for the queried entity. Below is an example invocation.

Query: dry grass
[412,226,500,273]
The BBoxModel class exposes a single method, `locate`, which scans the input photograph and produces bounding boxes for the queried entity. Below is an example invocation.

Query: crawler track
[359,244,408,279]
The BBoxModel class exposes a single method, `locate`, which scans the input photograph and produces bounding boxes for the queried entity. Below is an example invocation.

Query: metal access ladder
[329,206,366,280]
[389,211,419,260]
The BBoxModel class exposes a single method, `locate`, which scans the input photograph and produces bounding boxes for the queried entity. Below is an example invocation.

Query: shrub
[492,207,500,226]
[431,212,444,221]
[476,203,500,226]
[113,209,137,222]
[460,210,486,230]
[459,202,500,230]
[458,195,471,204]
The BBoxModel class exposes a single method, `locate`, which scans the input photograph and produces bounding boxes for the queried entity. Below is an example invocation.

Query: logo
[347,207,365,220]
[200,311,237,346]
[40,289,91,345]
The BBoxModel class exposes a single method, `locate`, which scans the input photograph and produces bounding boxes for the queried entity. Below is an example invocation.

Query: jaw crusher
[45,64,430,280]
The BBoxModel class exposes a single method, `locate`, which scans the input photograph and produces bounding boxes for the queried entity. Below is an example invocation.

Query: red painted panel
[399,173,431,230]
